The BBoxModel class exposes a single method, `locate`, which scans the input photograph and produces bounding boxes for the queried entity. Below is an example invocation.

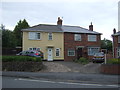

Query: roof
[22,24,101,35]
[112,31,120,36]
[22,24,63,32]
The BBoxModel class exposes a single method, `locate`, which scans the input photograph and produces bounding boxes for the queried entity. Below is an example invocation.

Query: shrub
[107,58,120,64]
[2,56,42,62]
[75,57,89,65]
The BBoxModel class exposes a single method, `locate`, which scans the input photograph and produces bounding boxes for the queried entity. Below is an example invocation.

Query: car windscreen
[95,53,104,56]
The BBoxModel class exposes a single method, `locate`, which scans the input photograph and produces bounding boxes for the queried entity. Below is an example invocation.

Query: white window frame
[55,48,60,57]
[28,32,41,40]
[74,34,81,41]
[88,47,100,56]
[68,49,75,56]
[117,48,120,57]
[88,35,97,42]
[28,47,41,51]
[118,36,120,43]
[48,33,53,40]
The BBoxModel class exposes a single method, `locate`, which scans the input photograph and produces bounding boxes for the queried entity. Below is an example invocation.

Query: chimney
[113,28,116,34]
[57,17,62,25]
[89,22,93,31]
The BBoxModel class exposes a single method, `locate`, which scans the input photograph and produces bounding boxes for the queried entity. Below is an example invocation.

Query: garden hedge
[2,56,43,72]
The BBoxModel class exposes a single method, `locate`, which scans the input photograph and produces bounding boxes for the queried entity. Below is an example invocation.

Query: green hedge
[2,56,42,62]
[75,57,89,65]
[107,58,120,64]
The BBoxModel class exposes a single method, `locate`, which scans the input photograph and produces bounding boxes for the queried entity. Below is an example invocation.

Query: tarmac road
[2,76,119,88]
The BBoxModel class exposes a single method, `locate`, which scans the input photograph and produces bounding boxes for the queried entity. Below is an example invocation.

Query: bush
[107,58,120,64]
[75,57,89,65]
[2,56,42,62]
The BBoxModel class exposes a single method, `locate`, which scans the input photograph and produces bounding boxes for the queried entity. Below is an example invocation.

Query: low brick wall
[2,61,43,72]
[100,64,120,75]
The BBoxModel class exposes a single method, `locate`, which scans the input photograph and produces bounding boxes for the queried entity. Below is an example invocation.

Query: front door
[47,48,53,61]
[77,48,83,59]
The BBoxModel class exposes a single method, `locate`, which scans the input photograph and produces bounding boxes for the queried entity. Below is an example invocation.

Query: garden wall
[100,64,120,75]
[2,61,43,72]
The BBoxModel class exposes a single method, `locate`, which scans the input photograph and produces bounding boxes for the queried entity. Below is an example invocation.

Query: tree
[2,30,17,48]
[13,19,29,46]
[0,24,5,30]
[101,38,112,52]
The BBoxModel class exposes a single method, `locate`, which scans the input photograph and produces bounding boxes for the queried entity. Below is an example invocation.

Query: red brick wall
[100,64,120,75]
[64,33,101,61]
[113,36,120,58]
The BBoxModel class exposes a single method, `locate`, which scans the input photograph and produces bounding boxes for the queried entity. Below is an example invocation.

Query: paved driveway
[40,61,101,74]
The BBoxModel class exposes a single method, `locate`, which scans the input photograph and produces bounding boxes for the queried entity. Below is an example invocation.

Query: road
[2,76,119,88]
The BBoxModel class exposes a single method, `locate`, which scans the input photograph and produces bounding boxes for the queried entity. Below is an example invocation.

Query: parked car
[92,52,104,63]
[16,50,43,58]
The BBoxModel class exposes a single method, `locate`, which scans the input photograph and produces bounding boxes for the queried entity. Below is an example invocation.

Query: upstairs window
[74,34,81,41]
[88,35,97,42]
[29,32,41,40]
[48,33,52,40]
[118,36,120,43]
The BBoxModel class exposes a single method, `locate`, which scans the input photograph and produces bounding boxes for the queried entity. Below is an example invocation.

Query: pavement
[2,71,120,85]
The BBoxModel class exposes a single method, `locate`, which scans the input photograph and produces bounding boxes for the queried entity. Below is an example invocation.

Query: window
[88,47,100,56]
[28,47,41,51]
[118,48,120,57]
[118,36,120,43]
[48,33,52,40]
[33,48,37,50]
[29,48,32,50]
[88,35,97,41]
[68,49,75,56]
[29,32,41,40]
[74,34,81,41]
[56,48,60,57]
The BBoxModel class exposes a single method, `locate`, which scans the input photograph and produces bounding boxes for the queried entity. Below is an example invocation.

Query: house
[22,17,102,61]
[112,28,120,58]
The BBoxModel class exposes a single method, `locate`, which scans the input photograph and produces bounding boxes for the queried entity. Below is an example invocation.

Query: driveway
[40,61,101,74]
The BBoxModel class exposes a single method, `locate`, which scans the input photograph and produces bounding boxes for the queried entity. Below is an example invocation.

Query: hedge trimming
[107,58,120,64]
[2,56,42,62]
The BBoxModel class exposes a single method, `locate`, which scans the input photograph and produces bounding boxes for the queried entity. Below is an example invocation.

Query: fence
[2,48,22,55]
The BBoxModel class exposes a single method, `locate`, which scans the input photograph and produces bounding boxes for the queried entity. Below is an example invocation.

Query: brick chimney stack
[113,28,116,34]
[57,17,62,25]
[89,22,93,31]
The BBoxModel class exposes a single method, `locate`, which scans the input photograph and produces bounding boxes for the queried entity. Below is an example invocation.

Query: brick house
[22,17,102,61]
[112,28,120,58]
[63,24,101,61]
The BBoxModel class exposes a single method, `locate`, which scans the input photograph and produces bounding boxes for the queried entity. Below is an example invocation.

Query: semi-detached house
[22,17,102,61]
[112,28,120,58]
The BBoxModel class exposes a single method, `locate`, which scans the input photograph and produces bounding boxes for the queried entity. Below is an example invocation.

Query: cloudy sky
[0,0,119,40]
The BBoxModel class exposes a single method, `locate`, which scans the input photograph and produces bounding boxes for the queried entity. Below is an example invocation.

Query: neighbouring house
[22,17,102,61]
[112,28,120,58]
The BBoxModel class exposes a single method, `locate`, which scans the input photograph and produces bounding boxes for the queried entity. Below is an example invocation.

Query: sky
[0,0,119,40]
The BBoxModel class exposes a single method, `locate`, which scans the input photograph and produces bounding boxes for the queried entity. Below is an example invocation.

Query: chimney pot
[89,22,93,31]
[113,28,116,34]
[57,17,62,25]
